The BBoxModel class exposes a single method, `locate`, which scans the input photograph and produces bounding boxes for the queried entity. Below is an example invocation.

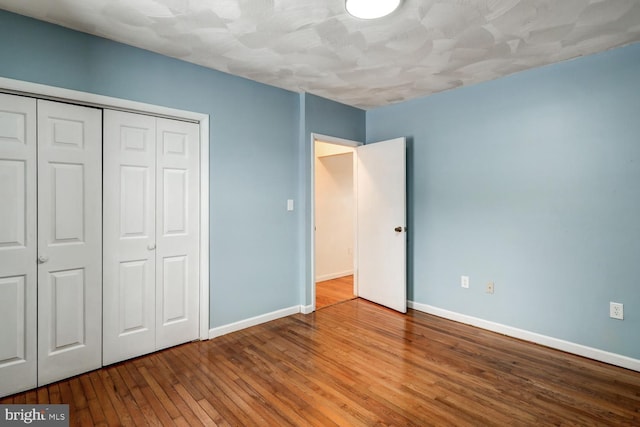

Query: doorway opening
[310,134,407,313]
[313,137,358,309]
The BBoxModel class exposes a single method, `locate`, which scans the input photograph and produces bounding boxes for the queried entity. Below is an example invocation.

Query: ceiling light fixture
[345,0,401,19]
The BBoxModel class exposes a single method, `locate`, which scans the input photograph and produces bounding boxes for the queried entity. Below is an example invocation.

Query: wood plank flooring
[3,299,640,426]
[316,275,355,309]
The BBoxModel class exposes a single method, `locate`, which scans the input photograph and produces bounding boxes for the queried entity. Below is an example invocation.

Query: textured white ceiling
[1,0,639,109]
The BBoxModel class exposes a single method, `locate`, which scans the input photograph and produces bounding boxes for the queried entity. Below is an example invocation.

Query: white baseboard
[408,301,640,372]
[315,270,353,282]
[209,305,300,339]
[300,304,315,314]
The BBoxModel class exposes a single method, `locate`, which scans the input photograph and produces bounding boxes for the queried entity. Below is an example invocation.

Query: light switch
[287,199,294,211]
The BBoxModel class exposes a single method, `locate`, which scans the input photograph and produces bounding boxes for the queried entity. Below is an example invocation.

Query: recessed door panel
[37,100,102,386]
[162,256,188,324]
[121,166,149,238]
[156,118,199,350]
[0,110,27,145]
[49,269,85,353]
[50,163,84,244]
[0,160,26,248]
[0,93,37,398]
[50,118,84,149]
[121,125,148,152]
[119,260,150,333]
[163,168,187,235]
[162,131,187,156]
[103,110,156,365]
[0,276,26,364]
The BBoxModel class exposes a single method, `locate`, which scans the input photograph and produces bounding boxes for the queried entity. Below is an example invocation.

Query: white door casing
[356,138,407,313]
[155,118,200,349]
[103,110,157,365]
[0,93,37,396]
[36,100,103,385]
[310,134,360,312]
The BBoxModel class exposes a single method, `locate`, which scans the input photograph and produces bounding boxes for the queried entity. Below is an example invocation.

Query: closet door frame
[0,76,210,341]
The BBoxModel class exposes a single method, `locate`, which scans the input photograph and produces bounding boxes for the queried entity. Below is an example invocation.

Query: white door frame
[0,76,211,341]
[310,133,360,312]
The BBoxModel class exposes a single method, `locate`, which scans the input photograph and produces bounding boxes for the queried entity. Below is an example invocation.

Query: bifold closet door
[0,93,37,397]
[103,110,157,365]
[155,117,200,350]
[103,110,199,364]
[36,100,102,385]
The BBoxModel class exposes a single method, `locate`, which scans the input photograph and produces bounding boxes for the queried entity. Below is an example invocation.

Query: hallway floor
[315,275,355,309]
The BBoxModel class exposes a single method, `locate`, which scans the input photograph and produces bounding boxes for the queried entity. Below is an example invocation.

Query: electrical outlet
[461,275,469,289]
[486,282,494,294]
[610,302,624,320]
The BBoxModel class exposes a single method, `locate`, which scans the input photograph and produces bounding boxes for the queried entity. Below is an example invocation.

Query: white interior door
[0,93,37,397]
[103,110,157,365]
[356,138,407,313]
[155,118,200,349]
[37,100,102,385]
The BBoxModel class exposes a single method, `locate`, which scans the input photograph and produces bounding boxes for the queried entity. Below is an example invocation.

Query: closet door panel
[49,163,84,242]
[103,110,156,365]
[0,93,37,398]
[37,100,102,386]
[47,269,85,350]
[156,118,199,349]
[0,160,26,247]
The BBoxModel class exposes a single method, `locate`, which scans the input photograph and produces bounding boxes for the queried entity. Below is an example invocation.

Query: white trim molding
[209,306,301,339]
[408,301,640,372]
[0,77,204,122]
[0,76,211,342]
[300,304,315,315]
[198,115,210,341]
[315,270,354,282]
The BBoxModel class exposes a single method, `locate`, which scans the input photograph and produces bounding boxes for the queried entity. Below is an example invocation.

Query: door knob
[38,255,49,264]
[394,226,403,232]
[147,243,156,251]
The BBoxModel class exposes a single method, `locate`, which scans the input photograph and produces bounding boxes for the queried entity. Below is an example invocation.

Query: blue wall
[0,10,301,328]
[367,42,640,359]
[3,8,637,361]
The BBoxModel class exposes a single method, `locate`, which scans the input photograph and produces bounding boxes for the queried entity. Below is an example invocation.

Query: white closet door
[37,100,102,385]
[156,118,200,349]
[0,94,37,397]
[103,110,157,365]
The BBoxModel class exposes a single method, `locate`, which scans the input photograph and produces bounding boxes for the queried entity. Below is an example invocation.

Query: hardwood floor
[3,299,640,426]
[316,275,355,309]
